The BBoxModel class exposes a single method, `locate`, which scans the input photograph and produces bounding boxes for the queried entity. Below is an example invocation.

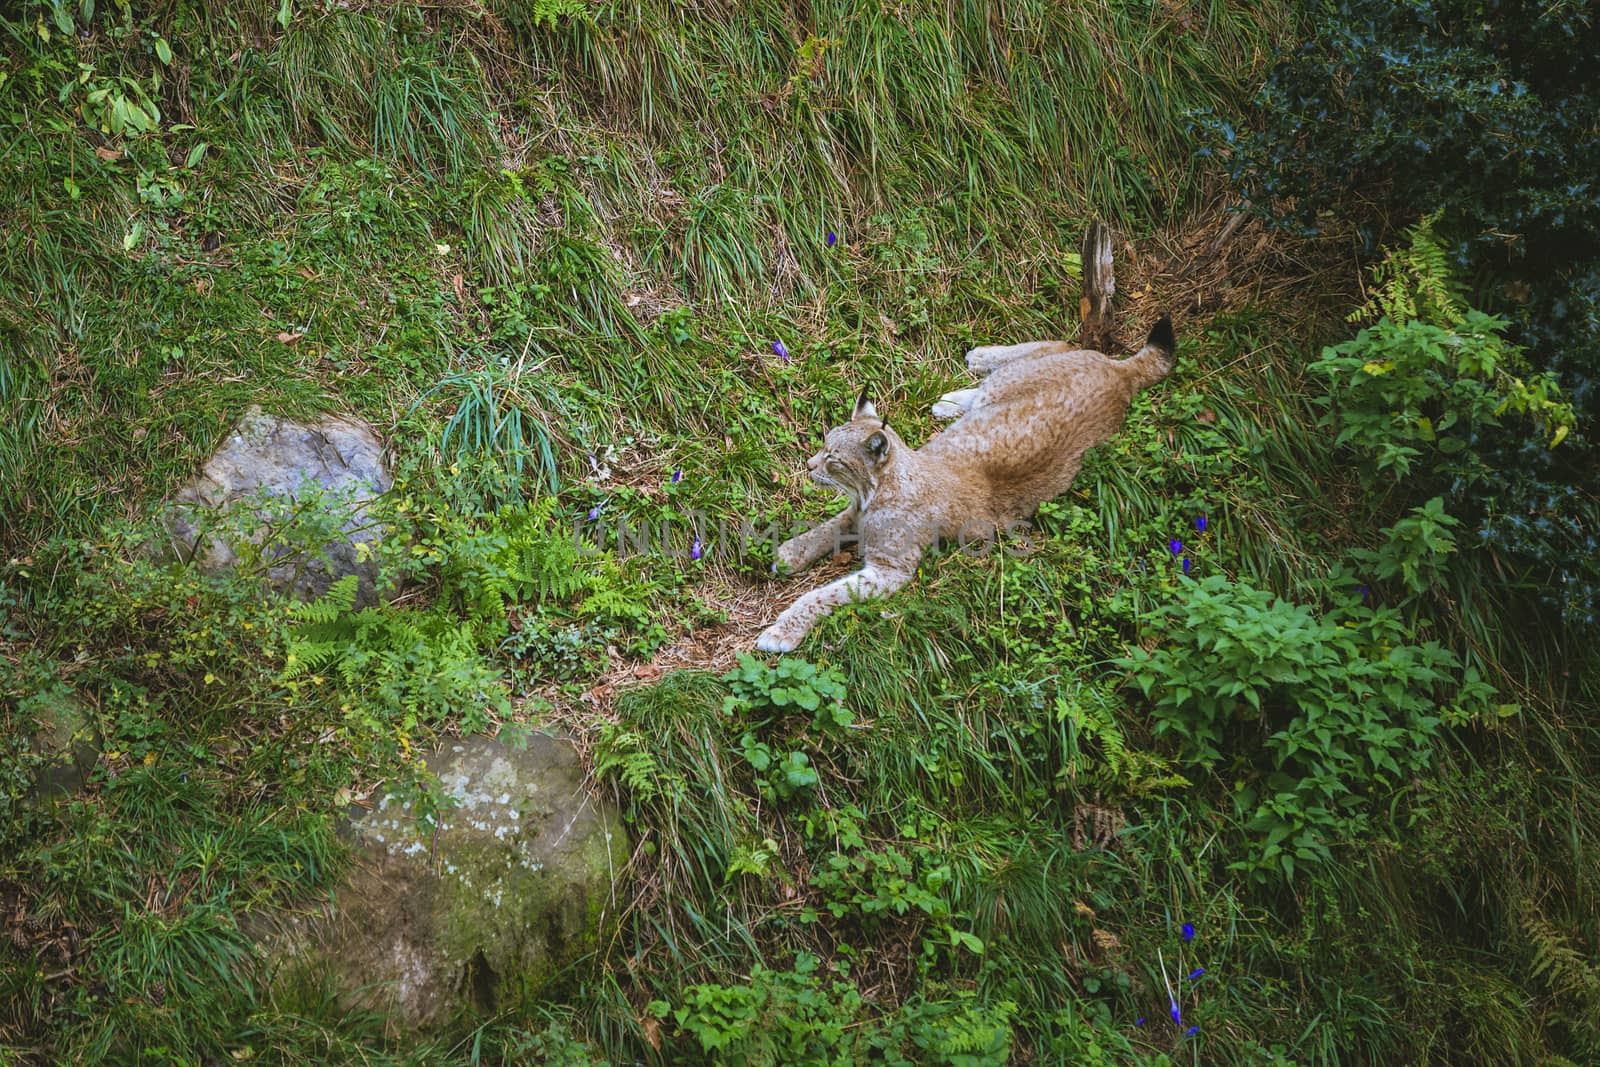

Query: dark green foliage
[1121,573,1480,883]
[1217,0,1600,630]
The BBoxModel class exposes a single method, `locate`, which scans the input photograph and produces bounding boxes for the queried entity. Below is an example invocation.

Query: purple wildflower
[690,537,702,561]
[1134,1017,1146,1027]
[1195,515,1208,532]
[1182,557,1191,575]
[1169,538,1183,556]
[1357,585,1371,602]
[1186,1026,1199,1036]
[1182,923,1195,943]
[827,232,837,247]
[1189,968,1204,980]
[773,340,790,361]
[671,469,682,484]
[587,506,601,521]
[1170,1002,1181,1025]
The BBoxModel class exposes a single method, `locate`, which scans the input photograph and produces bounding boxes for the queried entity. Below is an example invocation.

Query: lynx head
[806,388,902,503]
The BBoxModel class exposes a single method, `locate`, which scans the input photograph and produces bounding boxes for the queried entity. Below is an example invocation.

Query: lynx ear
[866,431,889,461]
[852,387,878,421]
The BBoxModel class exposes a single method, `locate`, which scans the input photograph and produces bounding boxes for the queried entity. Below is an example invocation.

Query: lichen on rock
[265,732,627,1032]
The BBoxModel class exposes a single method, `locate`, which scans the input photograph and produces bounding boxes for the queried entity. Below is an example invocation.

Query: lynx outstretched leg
[755,563,914,653]
[774,505,859,574]
[965,340,1062,376]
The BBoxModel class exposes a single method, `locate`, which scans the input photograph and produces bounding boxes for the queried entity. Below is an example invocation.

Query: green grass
[4,0,1600,1064]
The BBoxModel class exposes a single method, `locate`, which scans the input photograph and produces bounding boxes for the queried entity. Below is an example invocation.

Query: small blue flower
[1186,1025,1199,1036]
[1195,515,1208,532]
[690,537,702,561]
[827,231,837,247]
[773,340,790,361]
[1170,1002,1181,1025]
[1357,585,1371,601]
[587,506,602,521]
[1182,922,1195,943]
[1169,538,1183,556]
[1134,1017,1146,1027]
[1189,968,1204,980]
[1182,557,1191,575]
[671,469,682,484]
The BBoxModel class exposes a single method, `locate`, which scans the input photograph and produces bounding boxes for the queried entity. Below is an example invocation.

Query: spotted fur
[755,315,1176,653]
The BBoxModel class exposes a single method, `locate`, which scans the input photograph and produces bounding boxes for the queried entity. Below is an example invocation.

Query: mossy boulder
[18,686,100,803]
[269,732,627,1032]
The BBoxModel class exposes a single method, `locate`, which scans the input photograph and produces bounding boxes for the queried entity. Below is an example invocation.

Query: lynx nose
[806,452,824,472]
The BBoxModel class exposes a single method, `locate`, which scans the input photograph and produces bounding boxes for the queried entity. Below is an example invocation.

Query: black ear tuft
[852,387,879,421]
[1146,314,1176,356]
[866,431,888,459]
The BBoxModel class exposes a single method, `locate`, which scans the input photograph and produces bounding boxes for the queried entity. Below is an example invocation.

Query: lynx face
[806,411,893,504]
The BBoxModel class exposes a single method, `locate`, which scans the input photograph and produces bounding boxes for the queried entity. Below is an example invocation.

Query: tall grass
[21,0,1600,1064]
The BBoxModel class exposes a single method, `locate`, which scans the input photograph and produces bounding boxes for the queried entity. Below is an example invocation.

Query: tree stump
[1078,219,1116,353]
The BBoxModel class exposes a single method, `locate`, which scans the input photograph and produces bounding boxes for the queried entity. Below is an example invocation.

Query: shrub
[1218,0,1600,630]
[1120,575,1490,883]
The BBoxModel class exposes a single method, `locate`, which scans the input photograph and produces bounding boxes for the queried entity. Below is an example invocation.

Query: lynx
[754,315,1176,653]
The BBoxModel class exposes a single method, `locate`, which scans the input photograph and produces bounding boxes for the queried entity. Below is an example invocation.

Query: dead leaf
[296,265,315,280]
[1196,408,1216,424]
[641,1016,662,1052]
[633,664,662,681]
[193,276,212,295]
[1091,928,1122,954]
[275,331,304,345]
[95,146,123,163]
[451,273,465,301]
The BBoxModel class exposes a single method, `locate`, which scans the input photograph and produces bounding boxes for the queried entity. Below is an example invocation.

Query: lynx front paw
[754,625,803,654]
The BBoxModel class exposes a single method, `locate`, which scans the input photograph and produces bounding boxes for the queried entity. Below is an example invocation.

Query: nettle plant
[1120,575,1492,883]
[722,654,852,802]
[1313,305,1572,487]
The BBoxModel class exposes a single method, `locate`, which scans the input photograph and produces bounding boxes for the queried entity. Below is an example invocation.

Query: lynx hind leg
[755,563,915,653]
[965,340,1060,376]
[931,387,980,420]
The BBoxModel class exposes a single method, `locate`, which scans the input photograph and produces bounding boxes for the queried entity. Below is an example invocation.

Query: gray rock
[159,406,392,604]
[268,733,628,1032]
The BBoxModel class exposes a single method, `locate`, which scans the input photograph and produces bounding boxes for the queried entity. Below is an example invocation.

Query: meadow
[2,1,1597,1063]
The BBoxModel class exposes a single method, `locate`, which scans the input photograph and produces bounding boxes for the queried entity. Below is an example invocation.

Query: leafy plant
[1218,2,1600,630]
[1120,575,1475,882]
[722,654,851,730]
[283,575,510,742]
[722,655,852,802]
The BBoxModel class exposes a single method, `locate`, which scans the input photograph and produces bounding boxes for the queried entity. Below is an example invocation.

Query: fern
[1518,900,1600,1005]
[288,574,359,623]
[593,724,680,803]
[579,587,650,625]
[1057,692,1189,798]
[1352,213,1466,326]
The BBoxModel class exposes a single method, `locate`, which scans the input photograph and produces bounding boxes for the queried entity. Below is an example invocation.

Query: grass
[4,0,1600,1064]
